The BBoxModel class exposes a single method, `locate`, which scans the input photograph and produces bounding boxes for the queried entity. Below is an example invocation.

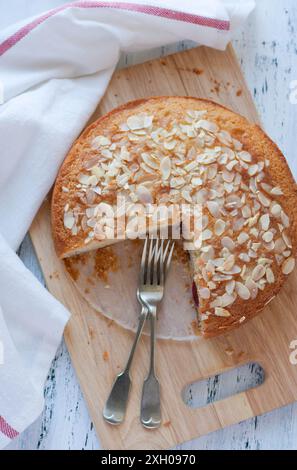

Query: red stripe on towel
[0,1,230,57]
[0,415,19,439]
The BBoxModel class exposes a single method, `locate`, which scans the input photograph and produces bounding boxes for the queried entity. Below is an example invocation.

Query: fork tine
[152,238,160,286]
[146,237,156,285]
[159,240,165,286]
[165,241,175,276]
[140,236,149,285]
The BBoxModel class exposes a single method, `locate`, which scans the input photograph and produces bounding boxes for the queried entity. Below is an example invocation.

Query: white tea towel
[0,0,255,447]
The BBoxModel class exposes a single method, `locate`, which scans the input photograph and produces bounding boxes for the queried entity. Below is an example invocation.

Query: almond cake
[52,97,297,337]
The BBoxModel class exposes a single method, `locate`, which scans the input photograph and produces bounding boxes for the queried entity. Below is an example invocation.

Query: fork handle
[140,308,161,429]
[103,305,148,425]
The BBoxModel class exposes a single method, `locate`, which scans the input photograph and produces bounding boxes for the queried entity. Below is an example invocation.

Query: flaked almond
[282,231,292,248]
[164,140,177,150]
[202,229,213,241]
[136,185,152,204]
[238,151,252,163]
[215,219,226,236]
[215,307,231,317]
[260,214,270,231]
[248,164,259,176]
[281,211,290,228]
[252,264,266,281]
[236,282,251,300]
[242,205,252,218]
[282,257,295,275]
[271,203,282,217]
[238,232,249,244]
[207,201,220,218]
[91,135,111,148]
[64,212,75,230]
[258,192,271,207]
[199,287,211,299]
[226,280,236,295]
[271,187,284,196]
[222,236,235,251]
[197,119,218,133]
[160,156,171,179]
[262,231,274,243]
[266,267,275,284]
[220,293,236,307]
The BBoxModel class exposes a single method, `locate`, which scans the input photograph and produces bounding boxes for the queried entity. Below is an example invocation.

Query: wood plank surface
[29,43,297,450]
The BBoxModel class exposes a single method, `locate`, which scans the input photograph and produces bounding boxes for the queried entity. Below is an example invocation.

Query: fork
[102,237,174,426]
[138,238,175,429]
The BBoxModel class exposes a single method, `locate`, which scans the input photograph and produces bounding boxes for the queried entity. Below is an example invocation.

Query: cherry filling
[192,281,199,308]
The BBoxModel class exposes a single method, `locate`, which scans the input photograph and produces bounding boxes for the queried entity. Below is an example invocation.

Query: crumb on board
[191,320,200,336]
[88,326,95,339]
[173,241,190,266]
[64,259,80,281]
[84,288,90,294]
[192,68,204,76]
[163,421,171,427]
[87,277,95,286]
[236,88,243,97]
[94,247,119,283]
[49,271,60,280]
[103,351,109,362]
[225,347,234,356]
[63,253,88,281]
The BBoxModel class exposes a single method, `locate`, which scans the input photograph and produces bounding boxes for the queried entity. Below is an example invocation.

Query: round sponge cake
[51,96,297,337]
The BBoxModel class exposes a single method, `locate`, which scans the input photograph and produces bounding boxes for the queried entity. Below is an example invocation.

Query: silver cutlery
[138,238,174,429]
[103,237,174,427]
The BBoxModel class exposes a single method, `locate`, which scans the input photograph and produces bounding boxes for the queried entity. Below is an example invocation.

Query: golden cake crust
[51,96,297,338]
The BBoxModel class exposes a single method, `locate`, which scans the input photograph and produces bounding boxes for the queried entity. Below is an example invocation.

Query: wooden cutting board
[29,45,297,450]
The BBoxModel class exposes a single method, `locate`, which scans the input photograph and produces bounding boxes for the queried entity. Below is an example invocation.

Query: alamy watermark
[289,339,297,365]
[289,80,297,104]
[0,80,3,104]
[86,195,203,250]
[0,340,4,365]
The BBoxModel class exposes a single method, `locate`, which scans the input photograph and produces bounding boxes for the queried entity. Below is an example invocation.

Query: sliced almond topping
[282,257,295,275]
[248,164,259,176]
[282,231,292,248]
[220,293,236,307]
[262,231,274,243]
[271,203,282,217]
[260,213,270,231]
[202,229,213,241]
[271,187,284,196]
[252,264,266,281]
[222,236,235,251]
[266,268,275,284]
[64,212,75,230]
[238,151,252,163]
[136,185,152,204]
[281,211,290,228]
[258,192,271,207]
[160,156,171,179]
[91,135,111,148]
[207,201,220,218]
[236,282,251,300]
[226,280,236,295]
[197,120,218,133]
[242,205,252,218]
[215,307,231,317]
[199,287,211,299]
[214,219,226,236]
[237,232,249,244]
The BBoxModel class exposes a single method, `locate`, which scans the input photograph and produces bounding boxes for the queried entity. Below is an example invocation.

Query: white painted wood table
[2,0,297,450]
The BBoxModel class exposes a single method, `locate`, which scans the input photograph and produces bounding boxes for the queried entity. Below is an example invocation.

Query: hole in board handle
[182,362,265,409]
